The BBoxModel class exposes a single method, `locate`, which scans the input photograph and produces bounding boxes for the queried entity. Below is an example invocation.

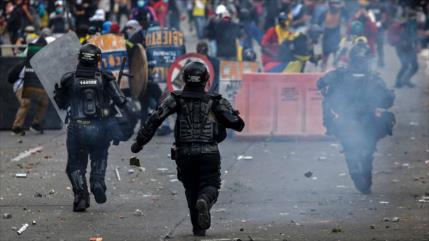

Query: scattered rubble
[331,227,343,233]
[237,155,253,160]
[48,189,55,195]
[304,171,313,178]
[418,196,429,203]
[134,209,143,216]
[11,146,44,162]
[129,156,141,167]
[34,192,43,198]
[115,168,121,181]
[17,223,29,235]
[15,173,27,178]
[3,213,12,219]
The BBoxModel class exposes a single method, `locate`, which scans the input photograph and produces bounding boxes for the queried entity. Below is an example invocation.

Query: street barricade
[219,61,259,104]
[235,73,325,137]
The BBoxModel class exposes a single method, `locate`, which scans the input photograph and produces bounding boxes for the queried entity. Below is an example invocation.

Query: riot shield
[129,43,148,99]
[30,32,81,123]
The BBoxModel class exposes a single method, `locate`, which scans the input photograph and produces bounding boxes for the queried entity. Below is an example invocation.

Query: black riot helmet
[182,61,209,89]
[349,41,371,71]
[78,43,101,67]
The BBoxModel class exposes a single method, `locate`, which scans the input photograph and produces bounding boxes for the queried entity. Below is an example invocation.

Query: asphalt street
[1,38,429,241]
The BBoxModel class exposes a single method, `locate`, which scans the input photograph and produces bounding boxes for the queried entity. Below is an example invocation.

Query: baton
[117,56,133,87]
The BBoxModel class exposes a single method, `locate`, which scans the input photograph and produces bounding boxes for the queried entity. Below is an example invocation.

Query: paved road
[1,37,429,241]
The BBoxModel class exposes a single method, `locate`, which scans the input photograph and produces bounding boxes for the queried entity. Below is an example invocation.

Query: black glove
[131,142,143,153]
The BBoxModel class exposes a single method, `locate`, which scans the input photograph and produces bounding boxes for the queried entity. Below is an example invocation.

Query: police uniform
[317,42,395,194]
[54,44,128,212]
[131,62,245,236]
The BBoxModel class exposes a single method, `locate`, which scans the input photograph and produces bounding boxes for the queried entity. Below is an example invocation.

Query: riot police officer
[54,44,131,212]
[131,61,245,236]
[317,42,395,194]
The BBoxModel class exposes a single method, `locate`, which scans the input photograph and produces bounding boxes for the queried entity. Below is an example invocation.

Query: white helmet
[215,4,230,18]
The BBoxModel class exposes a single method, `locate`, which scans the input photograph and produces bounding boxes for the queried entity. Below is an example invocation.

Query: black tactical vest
[174,93,225,144]
[69,72,110,120]
[23,62,43,89]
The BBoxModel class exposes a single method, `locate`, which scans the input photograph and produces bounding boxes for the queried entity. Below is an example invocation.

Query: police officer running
[131,61,245,236]
[317,42,395,194]
[54,44,132,212]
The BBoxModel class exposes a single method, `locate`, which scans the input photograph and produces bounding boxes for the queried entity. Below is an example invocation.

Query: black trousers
[175,152,221,230]
[395,46,419,86]
[66,120,111,196]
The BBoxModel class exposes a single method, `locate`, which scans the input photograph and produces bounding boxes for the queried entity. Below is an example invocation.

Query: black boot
[91,181,107,204]
[193,228,206,237]
[195,198,211,230]
[73,192,90,212]
[68,170,90,211]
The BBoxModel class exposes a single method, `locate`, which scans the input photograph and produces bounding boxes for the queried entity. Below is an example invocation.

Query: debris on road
[157,168,168,172]
[338,172,347,177]
[48,189,55,195]
[89,237,103,241]
[11,146,43,162]
[170,179,179,183]
[379,201,389,204]
[32,220,36,225]
[17,223,29,235]
[330,143,339,148]
[418,196,429,203]
[409,122,419,126]
[115,168,121,181]
[3,213,12,219]
[383,217,390,222]
[331,226,343,233]
[128,169,135,175]
[392,217,400,222]
[129,156,141,167]
[17,139,23,144]
[11,226,17,231]
[304,171,313,178]
[134,209,143,216]
[139,167,146,172]
[237,155,253,160]
[370,225,375,229]
[402,163,410,168]
[34,192,43,198]
[15,173,27,178]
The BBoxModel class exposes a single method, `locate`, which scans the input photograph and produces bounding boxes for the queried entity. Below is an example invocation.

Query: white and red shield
[166,53,214,92]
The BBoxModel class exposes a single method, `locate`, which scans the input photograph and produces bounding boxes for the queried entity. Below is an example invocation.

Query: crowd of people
[1,0,428,72]
[2,0,429,136]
